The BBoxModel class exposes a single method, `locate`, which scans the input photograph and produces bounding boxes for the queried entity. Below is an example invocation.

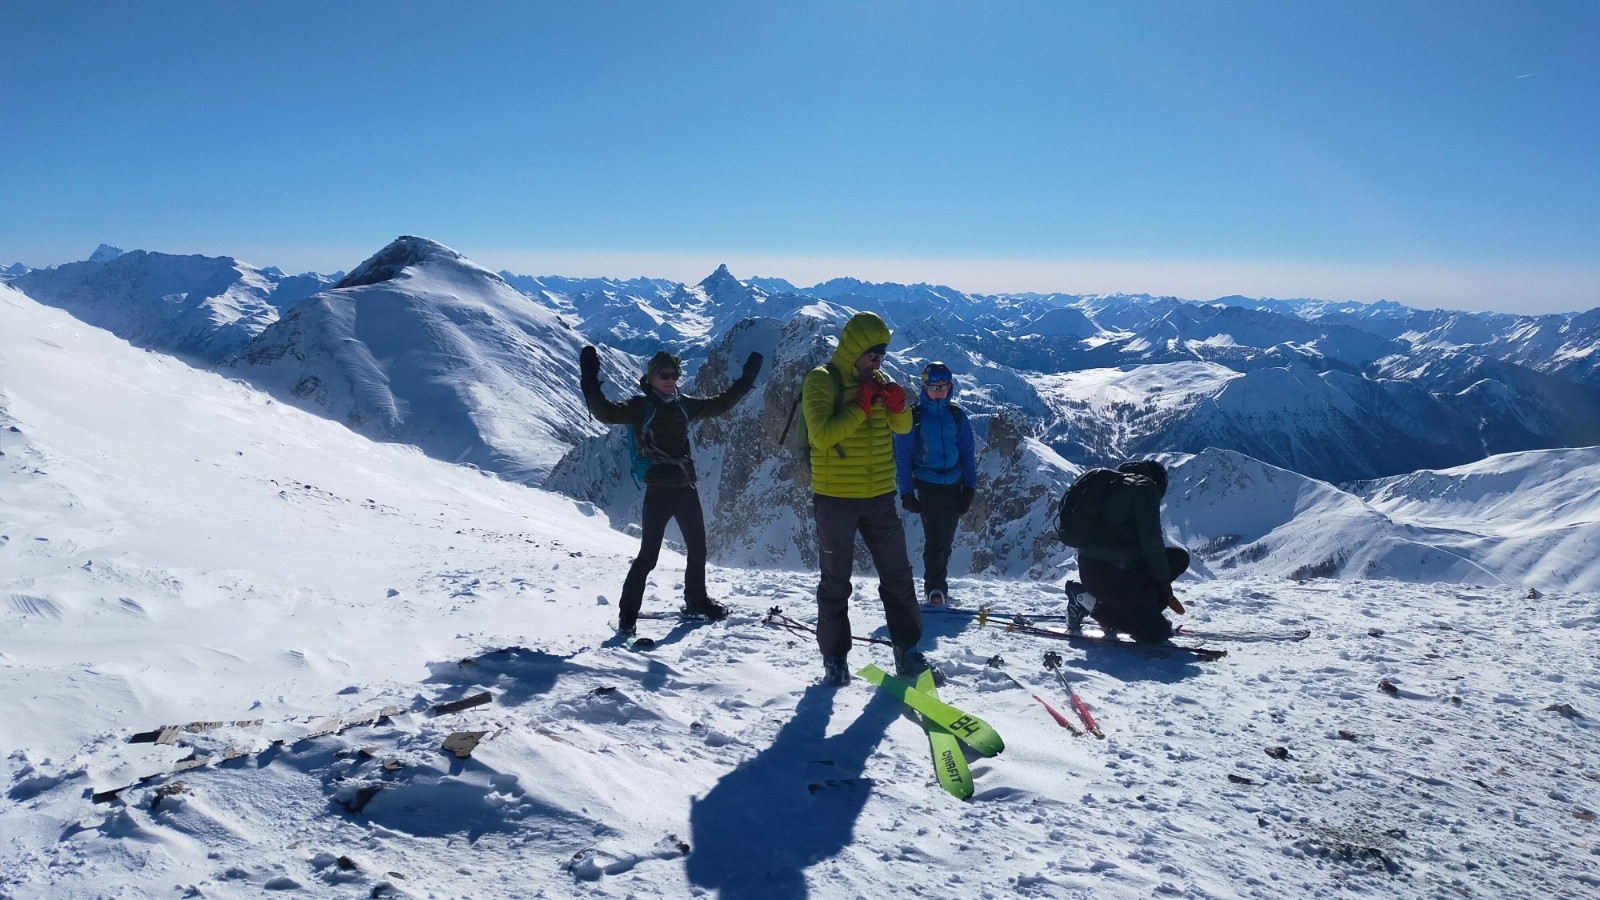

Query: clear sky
[3,1,1596,313]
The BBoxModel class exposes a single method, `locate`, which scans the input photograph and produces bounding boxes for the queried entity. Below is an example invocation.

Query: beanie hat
[1117,459,1168,496]
[643,350,682,381]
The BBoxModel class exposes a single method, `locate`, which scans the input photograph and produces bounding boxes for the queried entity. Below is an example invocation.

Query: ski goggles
[920,363,953,385]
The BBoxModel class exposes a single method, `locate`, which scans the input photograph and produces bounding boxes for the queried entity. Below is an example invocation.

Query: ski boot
[682,597,729,621]
[893,645,931,679]
[1065,581,1096,633]
[822,654,851,687]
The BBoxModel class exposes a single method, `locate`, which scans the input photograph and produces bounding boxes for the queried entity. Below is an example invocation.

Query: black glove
[900,492,923,514]
[957,486,975,515]
[741,351,763,384]
[579,345,600,388]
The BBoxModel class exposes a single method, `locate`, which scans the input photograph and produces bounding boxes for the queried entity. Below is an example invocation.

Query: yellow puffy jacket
[804,312,911,498]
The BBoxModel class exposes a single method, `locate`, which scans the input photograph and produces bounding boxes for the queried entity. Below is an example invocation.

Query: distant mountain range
[8,245,334,361]
[9,236,1600,589]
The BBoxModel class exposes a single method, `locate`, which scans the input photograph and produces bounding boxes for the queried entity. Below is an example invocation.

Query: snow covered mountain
[17,237,1600,487]
[228,236,608,484]
[9,247,333,361]
[532,271,1600,484]
[5,280,1597,899]
[542,307,1600,591]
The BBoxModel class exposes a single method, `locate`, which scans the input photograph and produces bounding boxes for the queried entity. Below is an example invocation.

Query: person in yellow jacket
[803,312,928,685]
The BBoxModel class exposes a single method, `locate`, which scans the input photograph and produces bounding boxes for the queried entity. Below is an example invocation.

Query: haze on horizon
[2,1,1595,314]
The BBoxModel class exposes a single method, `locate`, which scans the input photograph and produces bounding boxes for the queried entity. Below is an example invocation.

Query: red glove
[880,382,907,413]
[855,379,880,414]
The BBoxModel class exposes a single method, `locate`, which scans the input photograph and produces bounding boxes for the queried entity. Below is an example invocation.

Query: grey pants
[813,492,922,658]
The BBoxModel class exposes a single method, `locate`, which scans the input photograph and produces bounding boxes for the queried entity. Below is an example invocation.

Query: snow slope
[229,236,606,484]
[4,285,1598,899]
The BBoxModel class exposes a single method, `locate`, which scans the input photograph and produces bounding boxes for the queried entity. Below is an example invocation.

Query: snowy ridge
[229,236,604,483]
[3,282,1596,898]
[10,249,333,360]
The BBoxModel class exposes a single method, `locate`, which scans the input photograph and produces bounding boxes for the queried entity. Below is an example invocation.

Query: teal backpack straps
[627,400,658,486]
[629,397,694,487]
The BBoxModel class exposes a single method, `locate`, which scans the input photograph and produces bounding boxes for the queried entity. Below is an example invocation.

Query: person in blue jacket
[893,362,978,606]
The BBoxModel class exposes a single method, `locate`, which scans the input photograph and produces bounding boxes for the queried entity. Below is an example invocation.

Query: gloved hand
[855,379,880,414]
[740,351,763,384]
[880,382,908,413]
[579,345,601,388]
[957,485,975,515]
[900,491,923,514]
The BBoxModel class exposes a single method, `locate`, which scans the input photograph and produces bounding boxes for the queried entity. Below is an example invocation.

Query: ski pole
[985,655,1082,736]
[763,606,894,646]
[1043,651,1105,739]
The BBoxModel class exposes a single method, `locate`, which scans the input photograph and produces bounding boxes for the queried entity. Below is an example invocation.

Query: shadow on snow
[685,684,899,899]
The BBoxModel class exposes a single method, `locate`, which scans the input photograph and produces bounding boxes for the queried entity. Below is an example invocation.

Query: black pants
[619,484,707,626]
[1078,547,1191,643]
[914,480,963,595]
[813,492,922,658]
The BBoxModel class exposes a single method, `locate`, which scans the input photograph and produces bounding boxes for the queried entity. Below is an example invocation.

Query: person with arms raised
[579,345,762,637]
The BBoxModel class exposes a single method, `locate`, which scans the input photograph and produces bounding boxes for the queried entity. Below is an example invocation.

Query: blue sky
[3,1,1596,312]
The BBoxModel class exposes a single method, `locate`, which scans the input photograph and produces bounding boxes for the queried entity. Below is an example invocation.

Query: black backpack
[1056,468,1126,548]
[778,362,845,467]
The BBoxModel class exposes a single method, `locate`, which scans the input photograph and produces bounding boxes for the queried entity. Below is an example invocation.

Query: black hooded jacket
[582,373,755,487]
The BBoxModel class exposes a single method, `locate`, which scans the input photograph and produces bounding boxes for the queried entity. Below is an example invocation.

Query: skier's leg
[619,486,672,628]
[919,482,961,596]
[1079,558,1148,637]
[813,494,859,658]
[859,493,922,650]
[1166,547,1191,580]
[1120,577,1176,643]
[673,486,710,604]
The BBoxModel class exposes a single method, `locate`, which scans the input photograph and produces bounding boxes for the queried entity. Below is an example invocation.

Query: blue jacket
[894,385,977,494]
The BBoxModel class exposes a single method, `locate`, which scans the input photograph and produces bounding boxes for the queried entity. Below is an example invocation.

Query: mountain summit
[335,235,478,289]
[232,236,599,483]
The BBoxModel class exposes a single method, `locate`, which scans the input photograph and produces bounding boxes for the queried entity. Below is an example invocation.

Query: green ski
[857,664,1005,758]
[916,669,974,799]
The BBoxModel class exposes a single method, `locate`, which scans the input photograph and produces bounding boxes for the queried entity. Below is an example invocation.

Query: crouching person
[1061,459,1189,642]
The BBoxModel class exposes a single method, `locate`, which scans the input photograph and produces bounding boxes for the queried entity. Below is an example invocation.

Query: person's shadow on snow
[685,683,898,900]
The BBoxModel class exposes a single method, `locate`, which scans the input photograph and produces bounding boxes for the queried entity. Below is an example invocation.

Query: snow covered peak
[698,263,738,290]
[694,263,769,309]
[87,243,126,263]
[233,238,600,483]
[335,235,486,289]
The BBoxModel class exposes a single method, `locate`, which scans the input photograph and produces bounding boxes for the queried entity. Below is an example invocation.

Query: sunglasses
[925,379,952,389]
[655,372,681,381]
[864,344,888,359]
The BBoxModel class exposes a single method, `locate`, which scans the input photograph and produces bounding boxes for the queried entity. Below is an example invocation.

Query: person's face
[924,380,952,398]
[652,369,680,396]
[856,345,886,374]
